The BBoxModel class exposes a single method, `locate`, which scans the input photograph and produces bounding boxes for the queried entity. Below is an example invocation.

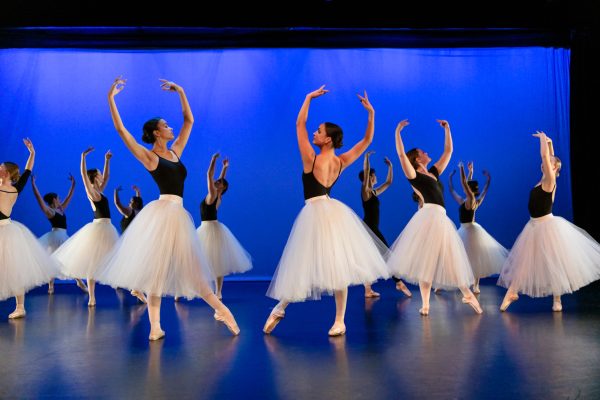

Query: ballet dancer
[98,77,239,341]
[264,86,389,336]
[387,119,482,316]
[197,153,252,302]
[499,131,600,312]
[448,162,508,293]
[114,185,143,233]
[359,151,411,298]
[52,148,119,307]
[0,139,57,319]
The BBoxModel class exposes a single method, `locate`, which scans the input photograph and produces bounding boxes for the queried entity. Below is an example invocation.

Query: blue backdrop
[0,47,571,280]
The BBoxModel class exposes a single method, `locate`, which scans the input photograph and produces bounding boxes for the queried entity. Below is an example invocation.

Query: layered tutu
[53,218,119,279]
[498,214,600,297]
[197,221,252,277]
[39,228,69,254]
[95,195,214,299]
[458,222,508,278]
[387,203,475,289]
[267,195,390,302]
[0,219,58,300]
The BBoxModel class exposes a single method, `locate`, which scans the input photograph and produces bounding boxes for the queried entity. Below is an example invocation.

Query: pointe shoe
[219,311,240,336]
[462,296,483,314]
[552,301,563,312]
[328,322,346,337]
[88,300,96,307]
[149,330,166,341]
[419,306,429,316]
[500,294,519,312]
[396,281,412,297]
[76,280,89,293]
[472,284,481,294]
[364,289,381,298]
[214,312,225,321]
[131,290,147,304]
[263,309,285,334]
[8,309,26,319]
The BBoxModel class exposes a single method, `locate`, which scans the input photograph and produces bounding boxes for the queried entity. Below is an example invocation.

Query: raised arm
[361,151,374,201]
[108,77,155,169]
[459,162,477,209]
[31,175,54,217]
[99,150,111,192]
[395,120,416,179]
[297,86,327,169]
[60,173,76,209]
[339,91,375,169]
[205,153,219,204]
[218,157,229,181]
[467,161,474,180]
[162,80,194,157]
[80,147,101,202]
[534,131,556,191]
[113,185,132,217]
[132,184,141,198]
[477,170,492,206]
[374,157,394,196]
[22,138,35,171]
[448,169,465,205]
[433,120,453,174]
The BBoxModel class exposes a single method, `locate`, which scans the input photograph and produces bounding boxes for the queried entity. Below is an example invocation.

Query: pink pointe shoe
[462,296,483,314]
[396,281,412,297]
[500,293,519,312]
[216,309,240,336]
[328,322,346,337]
[263,309,285,334]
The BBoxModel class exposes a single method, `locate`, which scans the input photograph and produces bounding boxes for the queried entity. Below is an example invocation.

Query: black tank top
[0,169,31,220]
[49,211,67,229]
[149,151,187,197]
[200,198,218,221]
[93,194,111,219]
[458,202,475,223]
[362,191,380,229]
[302,156,342,200]
[408,166,445,208]
[120,208,138,233]
[528,184,554,218]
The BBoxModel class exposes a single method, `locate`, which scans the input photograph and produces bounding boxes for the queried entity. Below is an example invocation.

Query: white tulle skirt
[39,228,69,254]
[387,203,475,289]
[458,222,509,279]
[95,195,214,299]
[0,219,58,300]
[197,220,253,277]
[498,214,600,297]
[53,218,119,280]
[267,195,390,302]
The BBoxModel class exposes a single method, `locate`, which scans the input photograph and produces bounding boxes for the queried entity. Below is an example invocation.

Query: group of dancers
[2,80,600,341]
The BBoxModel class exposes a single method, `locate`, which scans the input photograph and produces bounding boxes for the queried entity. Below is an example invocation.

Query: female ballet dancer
[0,139,57,319]
[113,185,147,303]
[31,173,88,294]
[114,185,143,233]
[448,162,508,293]
[264,86,390,337]
[53,148,119,307]
[97,77,239,341]
[387,119,482,316]
[197,153,252,301]
[359,151,412,298]
[499,131,600,312]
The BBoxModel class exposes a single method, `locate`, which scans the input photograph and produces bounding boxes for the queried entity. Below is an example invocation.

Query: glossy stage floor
[1,280,599,399]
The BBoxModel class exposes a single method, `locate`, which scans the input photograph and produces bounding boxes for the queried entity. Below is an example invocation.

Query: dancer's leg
[459,286,483,314]
[329,289,347,336]
[148,295,165,340]
[418,281,432,315]
[8,295,26,319]
[263,301,289,334]
[203,292,240,335]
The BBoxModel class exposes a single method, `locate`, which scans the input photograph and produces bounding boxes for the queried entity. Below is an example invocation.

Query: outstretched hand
[396,119,410,133]
[357,91,374,113]
[467,161,474,172]
[115,185,123,192]
[23,138,34,153]
[307,85,329,99]
[159,79,180,92]
[436,119,449,129]
[211,152,220,160]
[383,157,392,166]
[222,157,229,168]
[109,76,126,97]
[105,150,113,160]
[68,173,75,184]
[132,184,140,192]
[365,150,375,158]
[82,147,94,156]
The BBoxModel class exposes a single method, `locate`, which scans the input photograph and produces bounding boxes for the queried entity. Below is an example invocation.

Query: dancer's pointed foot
[328,322,346,337]
[419,306,430,316]
[76,280,89,293]
[462,295,483,314]
[552,301,563,312]
[88,299,96,307]
[8,308,26,319]
[364,289,381,298]
[472,284,481,294]
[263,308,285,334]
[500,293,519,312]
[217,308,240,336]
[131,290,147,304]
[396,281,412,297]
[214,312,224,321]
[149,329,165,341]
